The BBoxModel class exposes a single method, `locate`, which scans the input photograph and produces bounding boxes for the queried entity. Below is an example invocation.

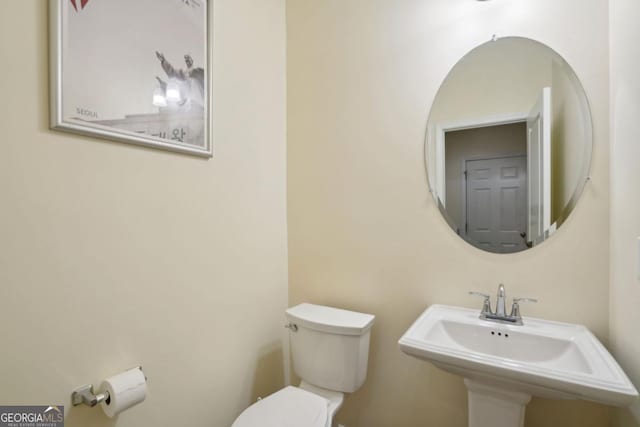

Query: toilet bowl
[231,384,337,427]
[231,303,375,427]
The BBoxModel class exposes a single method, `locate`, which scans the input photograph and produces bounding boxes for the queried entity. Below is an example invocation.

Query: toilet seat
[231,386,329,427]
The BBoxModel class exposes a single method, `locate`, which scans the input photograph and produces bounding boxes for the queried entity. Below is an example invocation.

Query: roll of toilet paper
[100,367,147,418]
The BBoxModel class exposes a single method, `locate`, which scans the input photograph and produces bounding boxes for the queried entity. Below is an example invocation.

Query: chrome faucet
[495,283,507,317]
[469,284,537,326]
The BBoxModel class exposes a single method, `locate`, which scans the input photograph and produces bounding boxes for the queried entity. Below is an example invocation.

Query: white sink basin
[399,305,638,426]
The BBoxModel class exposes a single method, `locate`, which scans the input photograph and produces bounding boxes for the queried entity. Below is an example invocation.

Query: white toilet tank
[285,303,375,393]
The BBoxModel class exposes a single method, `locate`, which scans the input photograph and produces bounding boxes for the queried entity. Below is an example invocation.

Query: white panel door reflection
[465,155,528,253]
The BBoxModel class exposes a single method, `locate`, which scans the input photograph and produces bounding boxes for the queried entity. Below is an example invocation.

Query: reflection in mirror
[426,37,592,254]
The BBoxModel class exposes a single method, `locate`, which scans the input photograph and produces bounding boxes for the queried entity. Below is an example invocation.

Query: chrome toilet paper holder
[71,385,109,407]
[71,366,146,408]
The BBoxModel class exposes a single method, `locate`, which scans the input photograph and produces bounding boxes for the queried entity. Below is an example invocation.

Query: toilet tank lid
[286,303,375,336]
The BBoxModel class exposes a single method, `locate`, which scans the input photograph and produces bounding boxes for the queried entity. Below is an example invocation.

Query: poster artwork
[53,0,210,156]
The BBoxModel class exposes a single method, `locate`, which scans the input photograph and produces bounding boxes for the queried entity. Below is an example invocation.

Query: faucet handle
[510,297,538,318]
[513,297,538,304]
[469,291,492,315]
[469,291,490,299]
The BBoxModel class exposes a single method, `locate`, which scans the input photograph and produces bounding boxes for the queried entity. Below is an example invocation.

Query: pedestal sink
[398,305,638,427]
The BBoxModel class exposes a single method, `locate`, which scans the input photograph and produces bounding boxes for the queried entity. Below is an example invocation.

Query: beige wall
[0,1,287,427]
[610,0,640,425]
[287,0,610,426]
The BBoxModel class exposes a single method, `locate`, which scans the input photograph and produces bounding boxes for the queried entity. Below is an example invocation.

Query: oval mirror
[425,37,593,254]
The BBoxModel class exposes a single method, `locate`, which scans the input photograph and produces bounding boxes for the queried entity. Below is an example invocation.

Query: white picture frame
[49,0,212,157]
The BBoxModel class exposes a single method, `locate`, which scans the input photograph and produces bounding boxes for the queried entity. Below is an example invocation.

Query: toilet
[232,303,375,427]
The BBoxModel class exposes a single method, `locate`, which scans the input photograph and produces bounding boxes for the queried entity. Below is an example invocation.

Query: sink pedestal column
[465,379,532,427]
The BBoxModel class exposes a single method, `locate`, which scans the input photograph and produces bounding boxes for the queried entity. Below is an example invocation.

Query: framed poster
[49,0,212,157]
